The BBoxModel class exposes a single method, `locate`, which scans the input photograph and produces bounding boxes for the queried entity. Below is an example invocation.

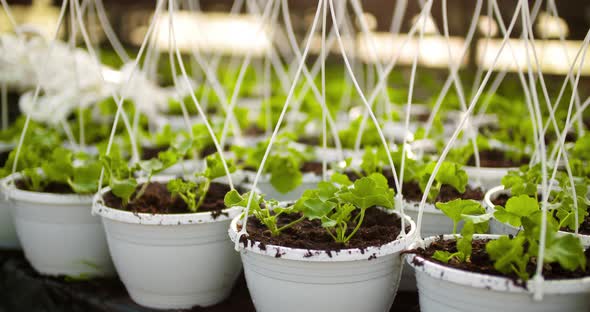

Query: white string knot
[532,274,545,301]
[234,230,249,252]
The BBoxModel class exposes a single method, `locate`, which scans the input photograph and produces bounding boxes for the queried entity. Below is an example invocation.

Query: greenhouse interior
[0,0,589,311]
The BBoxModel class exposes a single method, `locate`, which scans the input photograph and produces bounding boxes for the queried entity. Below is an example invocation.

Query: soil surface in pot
[15,179,75,194]
[103,181,232,218]
[141,144,221,160]
[239,208,408,252]
[467,149,529,168]
[409,238,590,282]
[346,171,484,203]
[244,161,324,176]
[400,182,484,203]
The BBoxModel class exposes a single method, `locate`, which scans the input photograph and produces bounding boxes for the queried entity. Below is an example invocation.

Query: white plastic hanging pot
[398,199,455,291]
[464,165,517,191]
[228,211,416,312]
[242,170,321,202]
[484,185,590,244]
[93,176,243,309]
[159,159,204,176]
[0,176,19,249]
[407,234,590,312]
[3,173,114,276]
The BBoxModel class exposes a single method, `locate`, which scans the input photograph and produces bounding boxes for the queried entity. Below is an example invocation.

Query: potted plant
[2,143,114,277]
[232,132,324,201]
[227,172,416,312]
[484,165,590,244]
[93,151,243,309]
[406,195,590,311]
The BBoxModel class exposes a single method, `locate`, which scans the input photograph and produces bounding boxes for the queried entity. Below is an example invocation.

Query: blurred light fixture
[357,33,467,68]
[477,16,498,37]
[131,12,271,56]
[476,39,590,75]
[410,14,438,35]
[355,13,378,31]
[536,12,569,39]
[0,0,63,39]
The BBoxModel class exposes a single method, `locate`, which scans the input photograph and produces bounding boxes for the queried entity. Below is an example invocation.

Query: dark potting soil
[141,145,167,160]
[141,144,221,160]
[400,182,484,203]
[15,179,76,194]
[409,238,590,282]
[240,208,407,252]
[346,170,484,203]
[243,126,266,136]
[0,149,11,167]
[103,181,231,218]
[569,215,590,235]
[467,149,529,168]
[244,161,324,176]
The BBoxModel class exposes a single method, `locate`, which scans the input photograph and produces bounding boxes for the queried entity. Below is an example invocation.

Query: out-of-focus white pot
[229,211,416,312]
[0,176,19,249]
[407,234,590,312]
[93,176,242,309]
[3,174,114,277]
[464,165,517,191]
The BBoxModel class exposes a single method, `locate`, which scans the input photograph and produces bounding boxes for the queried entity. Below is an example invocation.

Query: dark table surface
[0,250,419,312]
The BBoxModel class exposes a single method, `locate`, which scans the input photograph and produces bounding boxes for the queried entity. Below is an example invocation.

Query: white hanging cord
[349,0,396,143]
[167,0,195,140]
[329,0,414,236]
[168,0,234,189]
[72,0,140,163]
[320,0,327,180]
[389,0,407,34]
[10,0,70,176]
[1,83,7,130]
[235,0,323,249]
[415,0,522,240]
[245,0,291,95]
[280,0,344,157]
[352,17,422,152]
[519,2,548,299]
[218,0,277,148]
[547,0,584,136]
[0,0,19,35]
[397,0,430,197]
[421,0,483,142]
[546,31,590,236]
[95,0,130,63]
[69,0,83,149]
[96,0,166,196]
[480,0,540,168]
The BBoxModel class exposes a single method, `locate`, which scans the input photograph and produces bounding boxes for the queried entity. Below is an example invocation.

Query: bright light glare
[536,12,569,39]
[477,39,590,75]
[134,12,271,56]
[357,32,467,68]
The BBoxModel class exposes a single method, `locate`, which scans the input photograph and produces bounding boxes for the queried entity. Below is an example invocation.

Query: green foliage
[501,165,542,197]
[17,146,102,194]
[436,199,490,234]
[167,179,198,212]
[494,195,540,228]
[232,132,312,194]
[419,161,468,201]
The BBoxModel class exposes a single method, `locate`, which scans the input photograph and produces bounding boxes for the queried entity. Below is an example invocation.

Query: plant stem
[276,215,305,234]
[344,209,366,243]
[194,179,210,212]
